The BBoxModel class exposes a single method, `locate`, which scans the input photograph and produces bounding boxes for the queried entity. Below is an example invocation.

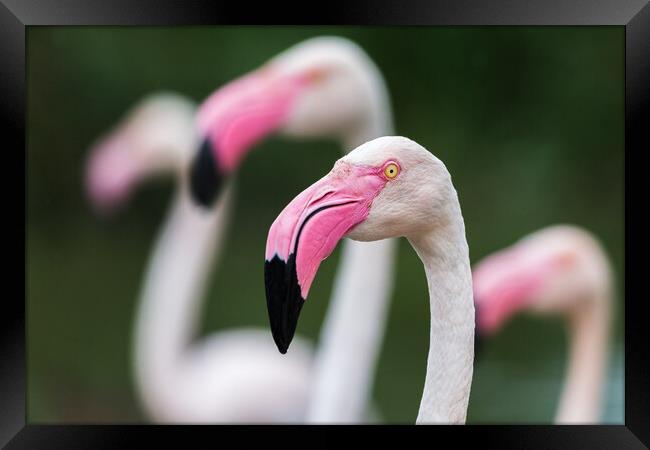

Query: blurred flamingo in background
[472,225,613,423]
[86,92,313,422]
[86,36,397,422]
[187,36,397,422]
[263,136,475,424]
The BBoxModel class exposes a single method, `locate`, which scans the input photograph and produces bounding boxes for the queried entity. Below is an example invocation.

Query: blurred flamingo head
[85,93,197,215]
[189,36,391,208]
[473,225,611,336]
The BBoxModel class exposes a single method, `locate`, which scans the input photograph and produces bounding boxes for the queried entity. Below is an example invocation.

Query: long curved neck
[307,237,397,422]
[342,112,393,152]
[555,285,611,423]
[342,66,394,151]
[409,200,475,424]
[133,181,233,416]
[307,70,397,422]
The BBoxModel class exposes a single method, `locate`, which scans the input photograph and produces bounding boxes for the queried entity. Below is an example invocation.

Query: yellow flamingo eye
[384,163,399,179]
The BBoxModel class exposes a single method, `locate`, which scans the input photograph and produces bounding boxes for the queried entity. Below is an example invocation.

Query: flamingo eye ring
[383,161,400,179]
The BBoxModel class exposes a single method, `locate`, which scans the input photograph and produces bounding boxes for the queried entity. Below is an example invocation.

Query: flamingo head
[85,93,197,215]
[473,225,611,336]
[263,136,453,353]
[188,36,390,208]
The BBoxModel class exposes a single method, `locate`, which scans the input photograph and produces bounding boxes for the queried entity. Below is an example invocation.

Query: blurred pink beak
[472,248,562,335]
[85,133,141,216]
[264,161,388,353]
[189,68,312,207]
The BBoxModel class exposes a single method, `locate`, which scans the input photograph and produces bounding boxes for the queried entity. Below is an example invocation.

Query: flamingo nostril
[309,189,336,206]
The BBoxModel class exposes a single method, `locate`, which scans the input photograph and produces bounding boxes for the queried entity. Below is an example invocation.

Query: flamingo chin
[264,161,388,353]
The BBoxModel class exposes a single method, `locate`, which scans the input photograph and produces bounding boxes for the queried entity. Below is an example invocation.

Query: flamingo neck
[306,70,397,422]
[342,111,393,152]
[132,182,233,418]
[341,72,393,151]
[307,238,397,422]
[555,285,611,423]
[408,198,475,424]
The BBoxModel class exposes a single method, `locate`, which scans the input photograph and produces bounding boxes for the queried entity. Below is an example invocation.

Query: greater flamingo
[264,136,475,424]
[188,36,397,422]
[472,225,613,423]
[86,92,314,422]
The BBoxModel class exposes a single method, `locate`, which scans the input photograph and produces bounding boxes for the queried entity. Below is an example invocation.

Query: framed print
[3,0,648,447]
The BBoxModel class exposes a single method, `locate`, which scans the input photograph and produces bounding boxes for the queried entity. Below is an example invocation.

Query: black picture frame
[4,0,647,447]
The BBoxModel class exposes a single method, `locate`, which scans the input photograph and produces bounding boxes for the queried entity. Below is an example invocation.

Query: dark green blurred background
[27,26,624,423]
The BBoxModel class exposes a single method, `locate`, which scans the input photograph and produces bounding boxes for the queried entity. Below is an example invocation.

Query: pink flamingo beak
[472,247,565,335]
[188,68,313,207]
[264,161,388,353]
[85,133,141,215]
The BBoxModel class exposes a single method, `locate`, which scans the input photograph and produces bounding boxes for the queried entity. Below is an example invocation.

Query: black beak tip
[189,138,225,208]
[265,254,305,354]
[270,323,290,354]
